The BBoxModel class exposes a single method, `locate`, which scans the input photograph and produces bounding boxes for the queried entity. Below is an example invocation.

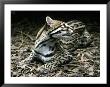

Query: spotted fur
[19,16,63,65]
[37,19,92,74]
[19,16,92,75]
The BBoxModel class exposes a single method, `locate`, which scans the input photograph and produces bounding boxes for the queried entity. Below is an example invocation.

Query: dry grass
[11,31,100,77]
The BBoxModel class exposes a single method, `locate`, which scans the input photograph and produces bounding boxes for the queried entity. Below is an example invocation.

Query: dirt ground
[11,20,100,77]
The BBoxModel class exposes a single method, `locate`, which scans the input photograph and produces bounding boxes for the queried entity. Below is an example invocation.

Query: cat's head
[48,20,86,39]
[46,16,73,39]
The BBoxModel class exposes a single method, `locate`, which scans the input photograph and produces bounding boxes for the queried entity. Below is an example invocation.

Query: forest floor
[11,20,100,77]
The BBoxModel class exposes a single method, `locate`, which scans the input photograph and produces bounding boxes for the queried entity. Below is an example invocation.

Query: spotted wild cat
[36,17,92,74]
[19,16,63,66]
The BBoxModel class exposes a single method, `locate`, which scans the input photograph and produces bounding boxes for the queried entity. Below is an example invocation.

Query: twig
[17,31,34,41]
[18,31,24,49]
[54,70,62,77]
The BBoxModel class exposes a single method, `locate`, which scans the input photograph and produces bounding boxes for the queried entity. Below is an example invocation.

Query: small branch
[17,31,34,41]
[18,31,24,49]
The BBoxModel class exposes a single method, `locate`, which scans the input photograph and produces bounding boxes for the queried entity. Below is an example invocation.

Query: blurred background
[11,11,100,36]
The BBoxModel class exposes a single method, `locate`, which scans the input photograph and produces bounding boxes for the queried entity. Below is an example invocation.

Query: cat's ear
[46,16,53,26]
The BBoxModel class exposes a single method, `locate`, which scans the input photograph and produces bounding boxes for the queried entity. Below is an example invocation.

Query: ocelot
[30,16,63,63]
[19,16,63,66]
[49,20,92,51]
[36,17,92,74]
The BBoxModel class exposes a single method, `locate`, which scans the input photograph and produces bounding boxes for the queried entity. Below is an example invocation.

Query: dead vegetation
[11,19,100,77]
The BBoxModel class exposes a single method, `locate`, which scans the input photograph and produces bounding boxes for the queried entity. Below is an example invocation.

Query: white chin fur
[39,55,53,63]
